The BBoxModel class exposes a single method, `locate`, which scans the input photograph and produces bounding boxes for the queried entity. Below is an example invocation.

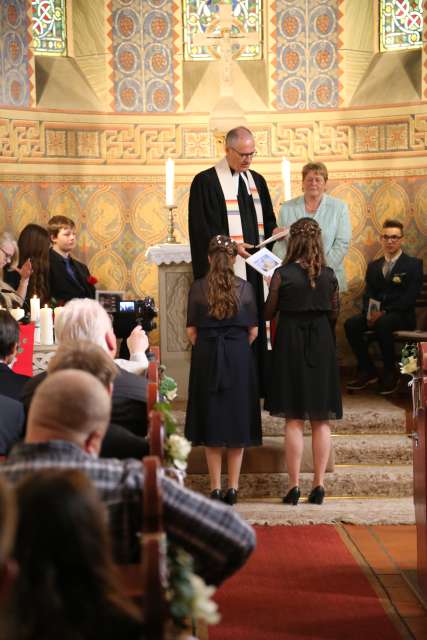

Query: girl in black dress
[185,235,262,505]
[265,218,342,505]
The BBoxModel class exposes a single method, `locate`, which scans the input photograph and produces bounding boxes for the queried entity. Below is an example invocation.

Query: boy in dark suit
[345,219,423,394]
[48,216,96,303]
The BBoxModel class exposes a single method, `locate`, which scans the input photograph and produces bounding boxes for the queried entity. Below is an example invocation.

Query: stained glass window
[380,0,423,51]
[183,0,262,61]
[32,0,67,55]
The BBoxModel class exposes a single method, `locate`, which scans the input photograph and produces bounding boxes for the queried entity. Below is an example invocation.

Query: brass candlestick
[165,205,178,243]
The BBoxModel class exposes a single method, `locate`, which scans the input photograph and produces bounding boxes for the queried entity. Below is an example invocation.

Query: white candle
[30,295,40,323]
[281,158,292,202]
[165,158,175,207]
[54,306,62,324]
[10,308,24,322]
[40,305,54,345]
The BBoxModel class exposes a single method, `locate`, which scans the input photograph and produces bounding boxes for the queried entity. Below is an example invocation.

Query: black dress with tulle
[185,276,262,447]
[264,263,342,421]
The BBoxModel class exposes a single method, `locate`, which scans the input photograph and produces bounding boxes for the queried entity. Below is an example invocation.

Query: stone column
[146,244,193,400]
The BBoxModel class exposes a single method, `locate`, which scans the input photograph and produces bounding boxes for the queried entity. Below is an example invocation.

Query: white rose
[167,434,192,463]
[190,574,221,625]
[165,387,178,401]
[401,356,417,375]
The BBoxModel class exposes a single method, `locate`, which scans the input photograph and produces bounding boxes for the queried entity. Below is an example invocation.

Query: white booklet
[367,297,381,318]
[245,247,282,278]
[255,228,289,249]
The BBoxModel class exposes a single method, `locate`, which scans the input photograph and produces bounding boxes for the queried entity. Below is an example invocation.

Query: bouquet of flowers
[399,342,418,376]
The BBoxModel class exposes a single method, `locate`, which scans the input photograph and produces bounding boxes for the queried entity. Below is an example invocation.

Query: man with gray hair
[1,370,256,585]
[22,298,149,438]
[188,126,279,394]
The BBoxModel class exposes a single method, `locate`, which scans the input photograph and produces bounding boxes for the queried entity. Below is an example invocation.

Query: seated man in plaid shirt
[0,369,255,587]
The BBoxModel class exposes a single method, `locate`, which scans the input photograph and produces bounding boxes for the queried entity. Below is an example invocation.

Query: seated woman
[4,224,50,310]
[3,469,143,640]
[0,232,32,309]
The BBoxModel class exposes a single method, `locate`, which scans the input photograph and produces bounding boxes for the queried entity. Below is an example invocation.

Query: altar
[146,244,193,400]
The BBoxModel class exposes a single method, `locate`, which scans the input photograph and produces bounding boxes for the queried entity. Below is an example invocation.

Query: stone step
[234,497,415,526]
[184,464,413,499]
[332,434,412,465]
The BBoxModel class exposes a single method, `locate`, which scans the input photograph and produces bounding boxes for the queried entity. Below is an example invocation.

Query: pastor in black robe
[188,165,277,396]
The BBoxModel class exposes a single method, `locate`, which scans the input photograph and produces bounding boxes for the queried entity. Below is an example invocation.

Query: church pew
[413,342,427,599]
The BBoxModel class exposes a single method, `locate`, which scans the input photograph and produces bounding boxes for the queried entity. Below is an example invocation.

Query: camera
[115,296,158,333]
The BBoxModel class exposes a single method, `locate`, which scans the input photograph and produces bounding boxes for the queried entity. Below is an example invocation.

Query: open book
[367,298,381,318]
[255,228,289,249]
[245,247,282,278]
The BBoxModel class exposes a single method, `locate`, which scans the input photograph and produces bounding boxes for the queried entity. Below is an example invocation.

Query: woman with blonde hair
[0,232,32,309]
[185,235,262,505]
[265,218,342,505]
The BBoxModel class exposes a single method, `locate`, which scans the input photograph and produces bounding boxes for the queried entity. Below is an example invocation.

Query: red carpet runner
[210,525,403,640]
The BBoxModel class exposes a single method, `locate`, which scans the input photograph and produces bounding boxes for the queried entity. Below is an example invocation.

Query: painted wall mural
[0,0,31,108]
[0,174,426,356]
[273,0,343,110]
[111,0,178,113]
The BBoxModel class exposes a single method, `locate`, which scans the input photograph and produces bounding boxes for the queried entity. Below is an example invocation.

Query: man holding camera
[22,298,150,440]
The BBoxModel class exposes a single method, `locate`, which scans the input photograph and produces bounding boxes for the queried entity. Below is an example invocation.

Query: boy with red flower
[48,216,97,303]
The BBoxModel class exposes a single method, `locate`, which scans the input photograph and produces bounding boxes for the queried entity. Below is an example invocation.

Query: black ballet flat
[282,486,300,505]
[223,488,238,505]
[307,485,325,505]
[210,489,224,501]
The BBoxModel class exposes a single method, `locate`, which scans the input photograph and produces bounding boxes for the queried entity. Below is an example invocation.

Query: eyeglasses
[0,247,14,263]
[230,147,257,159]
[381,235,403,241]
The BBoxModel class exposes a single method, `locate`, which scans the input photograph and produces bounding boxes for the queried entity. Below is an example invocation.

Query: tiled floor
[343,525,427,639]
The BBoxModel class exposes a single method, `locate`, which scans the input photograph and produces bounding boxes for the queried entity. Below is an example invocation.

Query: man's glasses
[381,235,403,241]
[230,147,257,159]
[0,247,14,263]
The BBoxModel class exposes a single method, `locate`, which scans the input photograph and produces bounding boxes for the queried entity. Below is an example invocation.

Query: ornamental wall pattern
[3,112,427,163]
[0,0,32,108]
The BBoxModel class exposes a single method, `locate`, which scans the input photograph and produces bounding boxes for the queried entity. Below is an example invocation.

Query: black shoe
[378,372,399,395]
[282,486,300,505]
[307,485,325,505]
[346,372,378,391]
[210,489,224,501]
[223,488,238,505]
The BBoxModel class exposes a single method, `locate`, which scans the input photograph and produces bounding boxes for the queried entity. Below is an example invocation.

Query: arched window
[380,0,423,51]
[32,0,67,55]
[183,0,262,61]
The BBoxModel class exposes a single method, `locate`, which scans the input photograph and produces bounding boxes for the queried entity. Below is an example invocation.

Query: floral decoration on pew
[399,342,418,377]
[155,366,192,473]
[168,544,220,633]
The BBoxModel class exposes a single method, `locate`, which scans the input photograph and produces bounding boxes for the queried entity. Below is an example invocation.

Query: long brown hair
[10,470,141,639]
[17,224,50,304]
[207,235,239,320]
[284,217,326,287]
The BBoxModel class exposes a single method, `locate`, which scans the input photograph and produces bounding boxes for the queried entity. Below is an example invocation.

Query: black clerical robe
[188,164,277,396]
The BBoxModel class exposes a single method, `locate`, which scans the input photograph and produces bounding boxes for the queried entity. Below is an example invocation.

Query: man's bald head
[27,370,111,451]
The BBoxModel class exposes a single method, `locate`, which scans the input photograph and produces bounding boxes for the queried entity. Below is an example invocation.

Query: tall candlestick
[40,305,54,345]
[165,158,175,207]
[281,158,292,202]
[30,295,40,323]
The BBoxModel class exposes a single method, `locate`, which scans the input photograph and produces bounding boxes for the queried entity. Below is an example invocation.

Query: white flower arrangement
[165,434,192,471]
[168,546,220,630]
[400,343,418,376]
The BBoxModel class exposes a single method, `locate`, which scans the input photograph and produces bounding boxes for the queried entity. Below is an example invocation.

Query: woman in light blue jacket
[274,162,351,292]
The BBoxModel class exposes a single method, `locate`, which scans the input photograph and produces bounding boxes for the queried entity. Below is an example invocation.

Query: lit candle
[30,295,40,323]
[10,308,24,322]
[40,305,54,345]
[165,158,175,207]
[281,158,292,202]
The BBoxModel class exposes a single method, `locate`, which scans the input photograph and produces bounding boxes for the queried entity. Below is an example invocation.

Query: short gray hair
[0,231,18,268]
[54,298,112,350]
[225,126,254,148]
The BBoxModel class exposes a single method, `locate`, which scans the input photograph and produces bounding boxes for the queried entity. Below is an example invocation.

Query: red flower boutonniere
[87,275,98,286]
